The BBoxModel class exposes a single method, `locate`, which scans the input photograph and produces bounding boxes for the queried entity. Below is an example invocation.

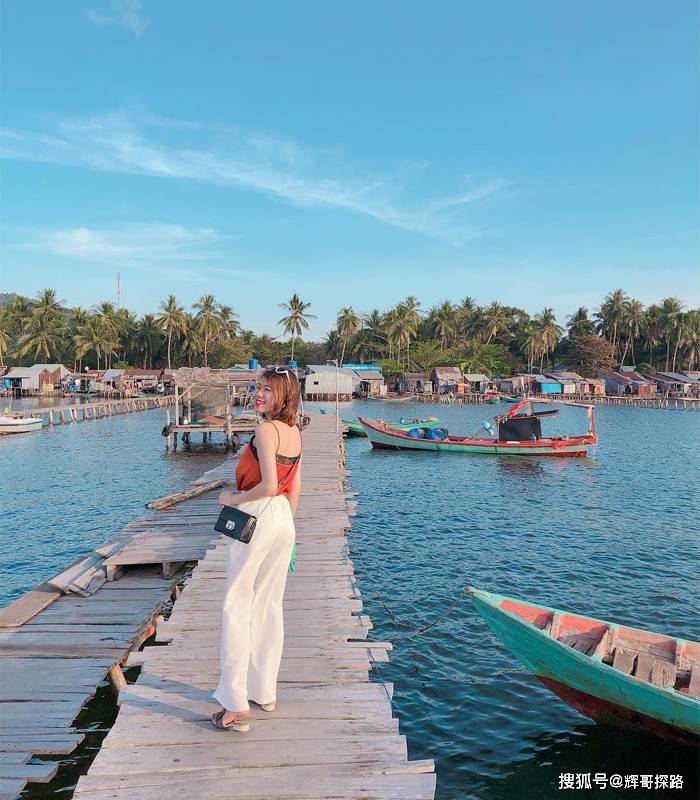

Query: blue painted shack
[531,374,562,394]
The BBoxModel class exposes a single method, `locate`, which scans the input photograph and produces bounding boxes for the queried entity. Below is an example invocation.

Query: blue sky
[1,0,698,339]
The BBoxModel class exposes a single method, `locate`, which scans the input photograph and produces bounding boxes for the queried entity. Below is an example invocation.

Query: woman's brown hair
[260,368,301,426]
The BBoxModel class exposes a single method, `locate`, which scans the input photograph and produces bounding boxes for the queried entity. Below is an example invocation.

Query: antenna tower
[116,272,121,309]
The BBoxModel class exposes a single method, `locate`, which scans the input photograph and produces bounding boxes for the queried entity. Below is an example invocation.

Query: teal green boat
[470,588,700,744]
[343,416,441,437]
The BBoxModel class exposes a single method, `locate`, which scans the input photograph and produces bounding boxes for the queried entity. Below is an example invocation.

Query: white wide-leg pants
[213,495,295,712]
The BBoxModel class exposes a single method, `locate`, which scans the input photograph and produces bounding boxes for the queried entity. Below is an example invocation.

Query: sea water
[1,400,698,798]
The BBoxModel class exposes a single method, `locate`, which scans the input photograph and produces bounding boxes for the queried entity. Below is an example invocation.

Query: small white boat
[0,415,43,434]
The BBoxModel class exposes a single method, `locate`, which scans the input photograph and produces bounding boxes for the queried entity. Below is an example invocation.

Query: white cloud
[18,222,240,282]
[86,0,148,36]
[0,112,506,245]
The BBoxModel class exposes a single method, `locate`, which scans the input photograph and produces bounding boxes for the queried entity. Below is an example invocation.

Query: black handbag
[214,504,259,543]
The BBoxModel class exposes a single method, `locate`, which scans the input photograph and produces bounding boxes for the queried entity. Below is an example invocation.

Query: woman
[212,367,302,731]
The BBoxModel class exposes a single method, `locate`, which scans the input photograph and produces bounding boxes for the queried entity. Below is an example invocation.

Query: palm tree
[179,313,204,367]
[566,307,594,338]
[620,299,645,366]
[481,302,509,344]
[34,288,63,322]
[642,305,664,369]
[680,311,700,370]
[73,316,118,370]
[135,314,162,368]
[385,303,419,367]
[218,305,240,340]
[336,307,361,365]
[671,310,693,372]
[520,321,540,374]
[158,295,186,369]
[596,289,627,356]
[115,308,138,364]
[0,310,11,366]
[193,294,222,367]
[660,297,683,371]
[92,301,120,367]
[278,294,316,361]
[429,301,457,350]
[18,312,64,361]
[358,310,387,362]
[67,307,92,369]
[6,295,33,337]
[534,308,562,370]
[456,296,478,339]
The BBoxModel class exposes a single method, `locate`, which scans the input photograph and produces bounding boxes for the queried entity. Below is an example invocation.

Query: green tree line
[0,289,697,379]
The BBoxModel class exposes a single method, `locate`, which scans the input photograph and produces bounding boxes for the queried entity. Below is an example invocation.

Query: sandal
[211,708,250,732]
[251,699,276,712]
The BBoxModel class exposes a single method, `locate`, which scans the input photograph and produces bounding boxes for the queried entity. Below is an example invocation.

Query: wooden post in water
[174,384,179,424]
[225,414,232,449]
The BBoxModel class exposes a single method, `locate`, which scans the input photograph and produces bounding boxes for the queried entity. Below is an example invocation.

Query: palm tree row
[0,292,241,371]
[1,288,697,376]
[323,291,699,376]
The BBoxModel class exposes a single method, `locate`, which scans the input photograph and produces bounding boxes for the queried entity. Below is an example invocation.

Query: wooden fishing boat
[485,397,500,404]
[365,394,417,403]
[469,588,700,744]
[343,417,442,437]
[358,398,597,457]
[0,414,43,434]
[503,395,521,403]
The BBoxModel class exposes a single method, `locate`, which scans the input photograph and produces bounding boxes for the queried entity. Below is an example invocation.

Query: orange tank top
[235,430,301,496]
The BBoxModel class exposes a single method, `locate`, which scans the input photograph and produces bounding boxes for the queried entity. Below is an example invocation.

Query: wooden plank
[612,647,636,675]
[0,762,57,782]
[146,479,227,509]
[74,769,436,799]
[0,584,62,628]
[0,778,25,799]
[650,660,676,688]
[688,666,700,699]
[87,737,408,774]
[0,734,84,754]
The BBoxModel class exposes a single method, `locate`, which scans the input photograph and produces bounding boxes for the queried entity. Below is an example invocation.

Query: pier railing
[12,395,175,425]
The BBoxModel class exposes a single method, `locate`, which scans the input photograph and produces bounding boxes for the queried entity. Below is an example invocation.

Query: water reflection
[496,457,546,479]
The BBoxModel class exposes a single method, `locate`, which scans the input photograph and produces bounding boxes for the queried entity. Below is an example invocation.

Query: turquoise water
[2,400,698,798]
[337,399,699,799]
[0,408,231,605]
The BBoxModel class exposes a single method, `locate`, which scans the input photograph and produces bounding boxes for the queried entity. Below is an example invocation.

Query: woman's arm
[286,455,302,515]
[219,422,278,506]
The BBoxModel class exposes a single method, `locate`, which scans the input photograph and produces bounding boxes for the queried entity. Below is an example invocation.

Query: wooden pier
[11,395,175,427]
[71,413,435,799]
[0,569,177,799]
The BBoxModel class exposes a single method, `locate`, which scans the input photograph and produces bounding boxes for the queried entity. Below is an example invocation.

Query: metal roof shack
[304,365,355,399]
[431,367,463,392]
[397,372,431,394]
[4,363,69,390]
[598,370,657,396]
[544,373,577,394]
[462,373,491,393]
[122,368,162,388]
[355,369,385,397]
[644,371,696,396]
[529,374,562,394]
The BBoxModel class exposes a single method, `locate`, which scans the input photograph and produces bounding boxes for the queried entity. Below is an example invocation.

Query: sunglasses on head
[274,366,291,381]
